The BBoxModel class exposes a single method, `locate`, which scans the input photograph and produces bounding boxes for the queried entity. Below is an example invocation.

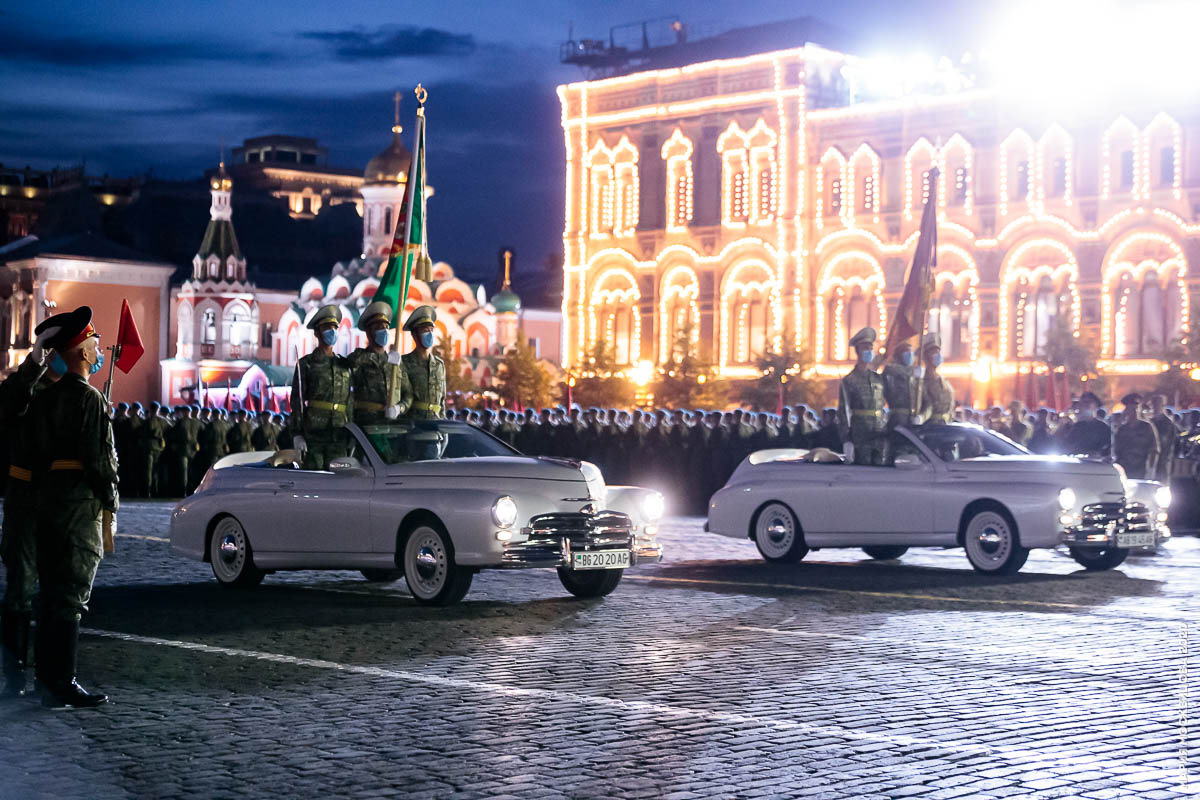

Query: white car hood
[951,455,1122,480]
[387,455,589,483]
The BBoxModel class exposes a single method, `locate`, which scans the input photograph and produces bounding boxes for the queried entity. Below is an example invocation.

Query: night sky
[0,0,991,281]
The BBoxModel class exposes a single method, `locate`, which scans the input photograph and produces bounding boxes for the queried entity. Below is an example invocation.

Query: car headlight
[492,496,518,528]
[1155,485,1172,509]
[1057,487,1076,511]
[642,492,665,522]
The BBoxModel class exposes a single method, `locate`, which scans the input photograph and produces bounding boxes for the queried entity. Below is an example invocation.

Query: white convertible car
[706,423,1170,574]
[171,420,664,605]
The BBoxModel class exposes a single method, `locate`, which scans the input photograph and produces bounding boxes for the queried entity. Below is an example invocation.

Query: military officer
[917,333,955,425]
[349,300,411,426]
[290,304,353,470]
[837,327,886,465]
[138,401,169,497]
[401,305,446,421]
[1148,394,1178,483]
[881,340,917,431]
[32,306,116,707]
[1113,392,1160,480]
[0,315,64,696]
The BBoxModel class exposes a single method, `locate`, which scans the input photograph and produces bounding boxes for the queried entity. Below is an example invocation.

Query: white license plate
[1117,532,1155,548]
[572,550,630,570]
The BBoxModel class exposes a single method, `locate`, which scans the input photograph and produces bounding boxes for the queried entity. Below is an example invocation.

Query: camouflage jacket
[1113,419,1160,480]
[838,366,885,436]
[251,421,279,451]
[349,348,412,424]
[165,417,201,456]
[919,374,955,424]
[199,418,230,458]
[0,354,51,474]
[291,351,353,433]
[32,372,119,513]
[139,415,169,453]
[401,351,446,420]
[881,362,916,414]
[227,421,255,453]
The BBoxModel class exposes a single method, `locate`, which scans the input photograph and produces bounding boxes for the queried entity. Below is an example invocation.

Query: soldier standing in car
[401,305,446,421]
[350,301,412,427]
[881,340,917,431]
[290,304,353,470]
[837,326,886,465]
[917,333,955,425]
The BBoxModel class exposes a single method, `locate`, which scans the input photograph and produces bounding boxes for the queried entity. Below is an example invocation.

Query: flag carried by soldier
[881,167,939,361]
[376,85,431,337]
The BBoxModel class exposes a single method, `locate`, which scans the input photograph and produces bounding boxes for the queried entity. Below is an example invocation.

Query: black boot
[1,613,25,697]
[41,619,107,709]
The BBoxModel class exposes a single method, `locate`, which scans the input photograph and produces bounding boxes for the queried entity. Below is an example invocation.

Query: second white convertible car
[171,420,664,605]
[706,424,1170,574]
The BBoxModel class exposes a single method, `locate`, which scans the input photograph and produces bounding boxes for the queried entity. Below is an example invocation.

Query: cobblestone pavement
[1,500,1197,799]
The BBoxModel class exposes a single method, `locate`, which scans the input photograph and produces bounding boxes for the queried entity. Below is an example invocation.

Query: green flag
[376,104,428,331]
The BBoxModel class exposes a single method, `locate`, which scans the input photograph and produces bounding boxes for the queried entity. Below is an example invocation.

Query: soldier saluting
[837,326,885,465]
[349,300,412,425]
[290,304,353,470]
[31,306,117,708]
[401,305,446,420]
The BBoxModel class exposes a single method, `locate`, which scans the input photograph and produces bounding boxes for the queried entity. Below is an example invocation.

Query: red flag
[115,299,145,374]
[224,379,232,411]
[881,168,939,359]
[270,382,281,414]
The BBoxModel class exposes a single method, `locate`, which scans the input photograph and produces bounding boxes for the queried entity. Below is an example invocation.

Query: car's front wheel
[1068,546,1128,571]
[209,516,265,587]
[862,545,909,560]
[558,567,623,598]
[401,521,473,606]
[962,506,1029,575]
[752,502,808,563]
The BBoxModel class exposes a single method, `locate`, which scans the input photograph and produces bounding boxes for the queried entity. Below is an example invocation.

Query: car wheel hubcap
[218,535,240,565]
[415,547,438,580]
[212,520,246,581]
[407,529,447,598]
[757,505,794,558]
[968,513,1009,567]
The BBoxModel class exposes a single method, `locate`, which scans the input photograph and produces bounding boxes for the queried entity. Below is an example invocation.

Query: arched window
[722,261,776,367]
[830,178,843,215]
[1011,274,1072,358]
[848,143,880,220]
[202,309,217,350]
[1037,125,1073,208]
[612,137,639,236]
[999,129,1035,216]
[817,148,847,226]
[940,134,973,214]
[590,270,640,366]
[928,281,976,360]
[718,122,750,226]
[1000,240,1079,361]
[1101,116,1139,199]
[659,266,699,362]
[1143,112,1182,199]
[817,252,886,363]
[1103,232,1188,357]
[661,129,694,232]
[383,205,393,235]
[904,138,936,220]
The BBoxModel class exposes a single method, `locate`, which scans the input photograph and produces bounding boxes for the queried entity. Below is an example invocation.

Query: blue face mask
[321,328,338,347]
[373,329,390,347]
[49,352,68,376]
[899,351,914,367]
[90,350,104,376]
[859,349,875,364]
[419,330,434,349]
[929,353,943,368]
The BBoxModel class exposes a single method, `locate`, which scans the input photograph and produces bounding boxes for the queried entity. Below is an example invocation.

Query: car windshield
[359,420,518,465]
[912,424,1029,462]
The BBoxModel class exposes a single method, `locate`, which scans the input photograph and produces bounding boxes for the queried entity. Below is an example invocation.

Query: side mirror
[894,454,923,470]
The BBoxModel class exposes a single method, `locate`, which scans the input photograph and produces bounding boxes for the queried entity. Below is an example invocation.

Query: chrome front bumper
[1059,501,1165,550]
[500,510,661,568]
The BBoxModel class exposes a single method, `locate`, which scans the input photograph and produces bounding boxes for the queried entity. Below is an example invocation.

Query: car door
[815,432,935,544]
[273,465,374,555]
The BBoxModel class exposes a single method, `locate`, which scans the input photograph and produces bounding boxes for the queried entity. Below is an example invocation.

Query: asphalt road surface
[1,501,1196,799]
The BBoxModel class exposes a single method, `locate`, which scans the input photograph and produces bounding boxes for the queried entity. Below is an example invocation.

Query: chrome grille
[1076,501,1151,536]
[503,511,632,565]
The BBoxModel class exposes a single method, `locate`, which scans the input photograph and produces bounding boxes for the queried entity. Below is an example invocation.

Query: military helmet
[358,300,393,331]
[403,304,437,332]
[848,327,877,349]
[307,304,343,331]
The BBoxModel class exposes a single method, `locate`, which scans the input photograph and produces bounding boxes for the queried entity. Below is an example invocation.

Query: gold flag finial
[503,249,512,288]
[415,84,427,105]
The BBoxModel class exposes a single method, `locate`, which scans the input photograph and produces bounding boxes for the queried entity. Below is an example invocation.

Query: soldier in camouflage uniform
[196,407,227,478]
[881,340,916,431]
[290,304,353,470]
[31,306,115,707]
[349,301,412,427]
[1149,394,1178,483]
[917,333,955,425]
[1113,392,1160,480]
[251,411,279,451]
[1,315,64,696]
[401,305,446,421]
[138,401,169,497]
[837,327,886,465]
[165,405,201,496]
[226,409,254,454]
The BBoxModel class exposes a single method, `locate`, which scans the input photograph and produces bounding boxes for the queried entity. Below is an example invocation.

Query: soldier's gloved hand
[385,404,401,420]
[30,324,61,365]
[293,435,307,453]
[912,365,926,379]
[910,414,924,425]
[843,442,855,462]
[387,351,401,365]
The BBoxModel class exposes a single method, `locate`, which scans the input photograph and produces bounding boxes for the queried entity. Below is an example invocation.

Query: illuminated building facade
[558,44,1200,400]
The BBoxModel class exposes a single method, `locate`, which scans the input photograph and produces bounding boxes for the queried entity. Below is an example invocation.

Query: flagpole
[913,166,940,421]
[391,85,427,353]
[102,344,121,403]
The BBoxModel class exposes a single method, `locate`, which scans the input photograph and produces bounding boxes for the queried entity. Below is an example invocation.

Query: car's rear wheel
[1068,546,1128,571]
[558,567,624,598]
[401,521,473,606]
[360,568,403,583]
[752,502,808,563]
[209,516,265,587]
[862,545,909,560]
[962,506,1028,575]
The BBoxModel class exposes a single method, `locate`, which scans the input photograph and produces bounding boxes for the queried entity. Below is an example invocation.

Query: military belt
[8,465,31,482]
[307,401,347,412]
[412,401,442,413]
[356,401,385,412]
[49,459,84,471]
[852,410,883,418]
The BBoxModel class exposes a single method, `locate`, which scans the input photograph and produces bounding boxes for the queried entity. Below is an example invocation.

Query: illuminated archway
[720,260,775,366]
[1101,231,1188,357]
[999,238,1080,361]
[658,264,700,363]
[588,268,640,366]
[817,251,887,363]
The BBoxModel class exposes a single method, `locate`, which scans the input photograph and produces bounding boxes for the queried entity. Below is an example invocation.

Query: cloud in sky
[0,28,278,68]
[299,25,477,60]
